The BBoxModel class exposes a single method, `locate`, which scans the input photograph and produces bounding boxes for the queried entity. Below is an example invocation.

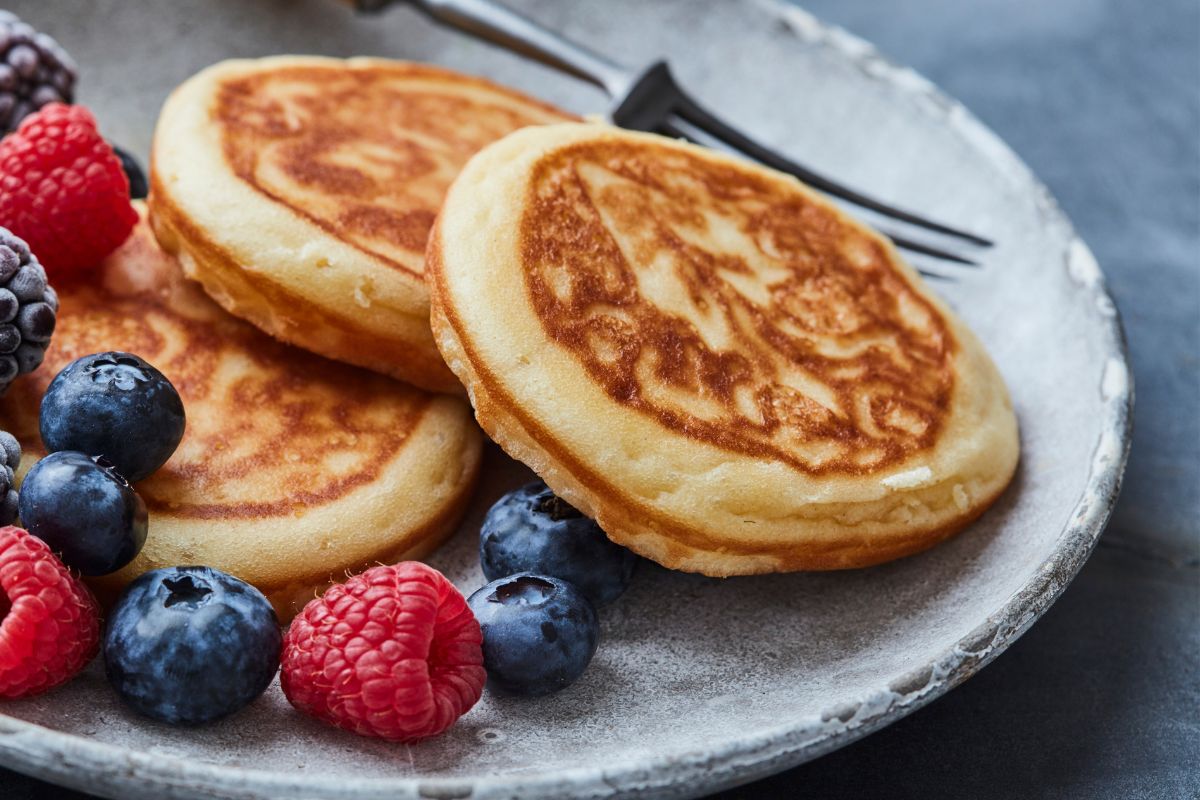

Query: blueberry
[467,573,599,696]
[104,566,281,725]
[111,144,148,200]
[480,482,639,607]
[40,352,186,482]
[18,450,147,575]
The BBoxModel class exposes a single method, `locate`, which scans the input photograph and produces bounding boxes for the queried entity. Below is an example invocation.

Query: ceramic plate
[0,1,1131,798]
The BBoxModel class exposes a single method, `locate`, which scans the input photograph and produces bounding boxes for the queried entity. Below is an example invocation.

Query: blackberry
[0,228,56,393]
[0,429,19,525]
[0,11,76,135]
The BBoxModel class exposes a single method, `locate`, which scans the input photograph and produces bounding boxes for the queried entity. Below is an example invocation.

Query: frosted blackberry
[0,228,56,394]
[0,429,20,525]
[0,11,76,135]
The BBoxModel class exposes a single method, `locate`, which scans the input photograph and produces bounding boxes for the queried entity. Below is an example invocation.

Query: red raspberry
[281,562,485,742]
[0,526,101,698]
[0,103,137,281]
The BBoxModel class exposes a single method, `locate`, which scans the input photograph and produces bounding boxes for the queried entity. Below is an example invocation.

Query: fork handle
[351,0,631,95]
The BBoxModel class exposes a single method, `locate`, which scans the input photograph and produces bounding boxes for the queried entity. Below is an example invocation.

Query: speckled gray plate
[0,1,1132,798]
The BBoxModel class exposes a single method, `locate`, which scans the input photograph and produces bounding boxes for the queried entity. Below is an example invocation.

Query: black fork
[351,0,992,269]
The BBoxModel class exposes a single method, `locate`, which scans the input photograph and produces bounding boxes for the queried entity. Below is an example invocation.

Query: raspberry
[281,562,485,742]
[0,526,101,698]
[0,103,136,280]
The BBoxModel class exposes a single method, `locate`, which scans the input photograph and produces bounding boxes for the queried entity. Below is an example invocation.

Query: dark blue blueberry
[19,450,147,575]
[111,144,147,200]
[104,566,281,725]
[467,573,599,696]
[40,351,185,482]
[480,482,638,607]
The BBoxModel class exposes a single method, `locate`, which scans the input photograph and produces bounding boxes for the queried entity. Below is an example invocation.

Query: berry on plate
[103,566,281,725]
[0,103,137,280]
[467,573,599,696]
[0,227,58,393]
[111,144,148,200]
[0,526,100,698]
[0,11,77,135]
[18,450,147,576]
[480,481,639,607]
[40,351,186,482]
[281,562,485,742]
[0,430,20,525]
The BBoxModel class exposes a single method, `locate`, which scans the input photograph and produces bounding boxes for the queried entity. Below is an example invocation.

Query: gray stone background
[1,0,1197,797]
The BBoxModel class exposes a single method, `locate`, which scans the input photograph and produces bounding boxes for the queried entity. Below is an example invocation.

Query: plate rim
[0,2,1134,798]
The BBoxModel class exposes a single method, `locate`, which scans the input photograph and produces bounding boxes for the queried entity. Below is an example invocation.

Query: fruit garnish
[0,525,100,698]
[0,430,19,525]
[41,351,186,483]
[467,572,599,696]
[0,103,136,281]
[481,481,639,607]
[281,562,485,741]
[0,227,57,393]
[0,11,77,135]
[19,450,147,576]
[111,144,147,200]
[103,566,281,725]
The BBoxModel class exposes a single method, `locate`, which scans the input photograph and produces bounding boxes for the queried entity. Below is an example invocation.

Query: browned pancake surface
[0,220,430,518]
[520,141,956,476]
[215,63,576,278]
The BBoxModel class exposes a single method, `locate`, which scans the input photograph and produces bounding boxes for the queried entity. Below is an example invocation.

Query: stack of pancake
[0,55,1018,617]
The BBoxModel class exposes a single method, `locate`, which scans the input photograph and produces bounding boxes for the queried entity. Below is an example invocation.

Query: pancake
[428,123,1019,575]
[0,206,482,619]
[149,56,575,394]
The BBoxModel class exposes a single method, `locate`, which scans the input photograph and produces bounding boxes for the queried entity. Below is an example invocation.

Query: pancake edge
[87,395,484,621]
[148,174,462,394]
[427,123,1020,574]
[149,55,574,395]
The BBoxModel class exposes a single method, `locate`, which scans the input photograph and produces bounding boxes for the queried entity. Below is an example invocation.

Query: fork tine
[656,120,702,145]
[659,121,981,267]
[916,268,957,282]
[671,93,993,248]
[883,233,980,266]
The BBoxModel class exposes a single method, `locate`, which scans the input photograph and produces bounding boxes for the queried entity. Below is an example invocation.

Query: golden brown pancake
[148,56,575,394]
[0,206,482,619]
[429,123,1019,575]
